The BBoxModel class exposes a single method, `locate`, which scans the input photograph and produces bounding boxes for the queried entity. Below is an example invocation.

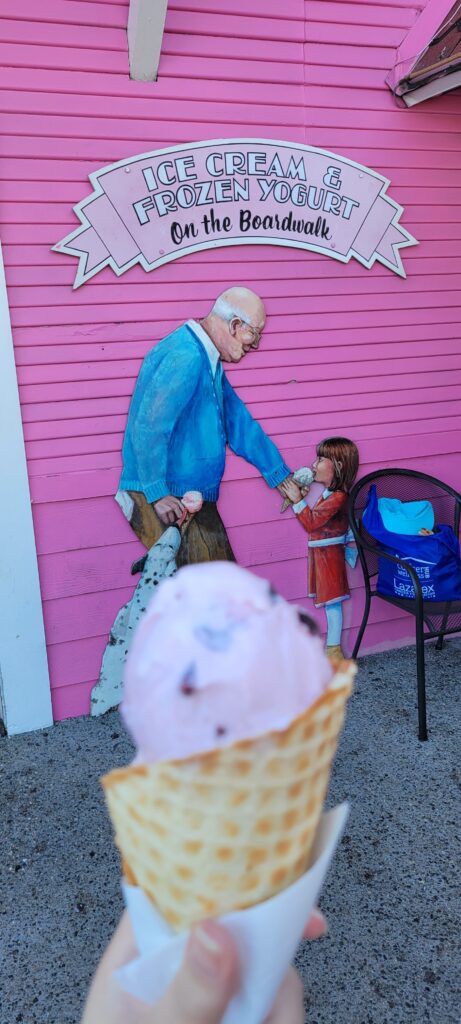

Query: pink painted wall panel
[1,0,461,719]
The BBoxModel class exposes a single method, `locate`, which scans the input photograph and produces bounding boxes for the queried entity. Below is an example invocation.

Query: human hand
[153,495,185,525]
[276,476,293,497]
[281,478,304,504]
[81,908,327,1024]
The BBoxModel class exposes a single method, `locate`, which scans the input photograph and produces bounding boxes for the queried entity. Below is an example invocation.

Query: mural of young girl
[282,437,359,659]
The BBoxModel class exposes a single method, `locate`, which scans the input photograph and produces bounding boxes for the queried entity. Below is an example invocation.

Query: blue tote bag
[362,485,461,602]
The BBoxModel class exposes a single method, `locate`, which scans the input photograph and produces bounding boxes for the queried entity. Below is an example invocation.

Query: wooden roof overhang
[386,0,461,106]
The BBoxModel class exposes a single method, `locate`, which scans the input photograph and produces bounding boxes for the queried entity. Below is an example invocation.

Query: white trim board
[127,0,169,81]
[0,243,53,734]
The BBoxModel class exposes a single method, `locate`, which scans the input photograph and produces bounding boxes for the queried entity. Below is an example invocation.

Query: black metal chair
[348,469,461,740]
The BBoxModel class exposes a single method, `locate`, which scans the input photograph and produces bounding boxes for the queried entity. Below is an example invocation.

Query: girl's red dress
[296,490,349,607]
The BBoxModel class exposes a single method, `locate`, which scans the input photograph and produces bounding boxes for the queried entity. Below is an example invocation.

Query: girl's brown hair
[316,436,359,493]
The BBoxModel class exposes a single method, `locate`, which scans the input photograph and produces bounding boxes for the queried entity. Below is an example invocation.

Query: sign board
[54,139,417,288]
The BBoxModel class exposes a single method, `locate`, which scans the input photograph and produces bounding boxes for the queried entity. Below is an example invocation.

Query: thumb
[154,921,240,1024]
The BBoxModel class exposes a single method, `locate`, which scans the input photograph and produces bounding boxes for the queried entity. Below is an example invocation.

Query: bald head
[200,287,266,363]
[211,287,265,327]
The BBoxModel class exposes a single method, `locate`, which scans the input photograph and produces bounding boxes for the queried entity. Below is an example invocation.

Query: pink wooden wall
[1,0,461,720]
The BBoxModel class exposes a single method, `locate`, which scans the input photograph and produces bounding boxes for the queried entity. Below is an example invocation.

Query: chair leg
[435,603,450,650]
[352,590,371,658]
[415,626,428,741]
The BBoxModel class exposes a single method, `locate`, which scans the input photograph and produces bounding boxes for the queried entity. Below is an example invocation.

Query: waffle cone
[102,659,355,931]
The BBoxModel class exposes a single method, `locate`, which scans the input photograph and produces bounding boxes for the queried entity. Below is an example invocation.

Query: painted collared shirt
[186,319,220,375]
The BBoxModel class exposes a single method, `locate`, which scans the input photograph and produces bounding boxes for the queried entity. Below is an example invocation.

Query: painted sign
[54,139,417,287]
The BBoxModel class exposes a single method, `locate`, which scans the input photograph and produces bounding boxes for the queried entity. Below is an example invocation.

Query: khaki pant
[128,491,236,568]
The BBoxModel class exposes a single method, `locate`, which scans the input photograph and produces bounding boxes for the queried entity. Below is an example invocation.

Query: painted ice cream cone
[102,562,355,932]
[280,467,315,512]
[177,490,203,534]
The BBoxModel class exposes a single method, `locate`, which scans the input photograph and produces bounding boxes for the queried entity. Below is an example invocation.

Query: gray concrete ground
[1,640,460,1024]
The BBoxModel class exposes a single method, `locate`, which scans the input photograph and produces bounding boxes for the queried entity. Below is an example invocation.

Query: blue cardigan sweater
[120,323,290,502]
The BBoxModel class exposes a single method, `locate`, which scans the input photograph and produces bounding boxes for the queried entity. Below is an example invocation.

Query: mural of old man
[115,286,293,566]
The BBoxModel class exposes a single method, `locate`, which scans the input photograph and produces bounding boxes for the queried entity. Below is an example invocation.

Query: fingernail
[187,923,224,980]
[310,908,328,935]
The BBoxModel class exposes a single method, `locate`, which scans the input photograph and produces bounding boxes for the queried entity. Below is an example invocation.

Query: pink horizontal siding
[1,0,461,720]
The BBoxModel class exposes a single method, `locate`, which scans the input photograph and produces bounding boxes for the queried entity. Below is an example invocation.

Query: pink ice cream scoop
[176,490,203,528]
[181,490,203,514]
[122,561,333,762]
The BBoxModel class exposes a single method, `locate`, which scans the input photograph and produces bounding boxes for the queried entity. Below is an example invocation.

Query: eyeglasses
[237,318,263,348]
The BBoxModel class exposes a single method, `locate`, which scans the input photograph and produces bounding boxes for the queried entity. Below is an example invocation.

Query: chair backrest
[348,469,461,581]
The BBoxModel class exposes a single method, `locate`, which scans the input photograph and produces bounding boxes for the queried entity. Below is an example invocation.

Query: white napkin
[116,803,349,1024]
